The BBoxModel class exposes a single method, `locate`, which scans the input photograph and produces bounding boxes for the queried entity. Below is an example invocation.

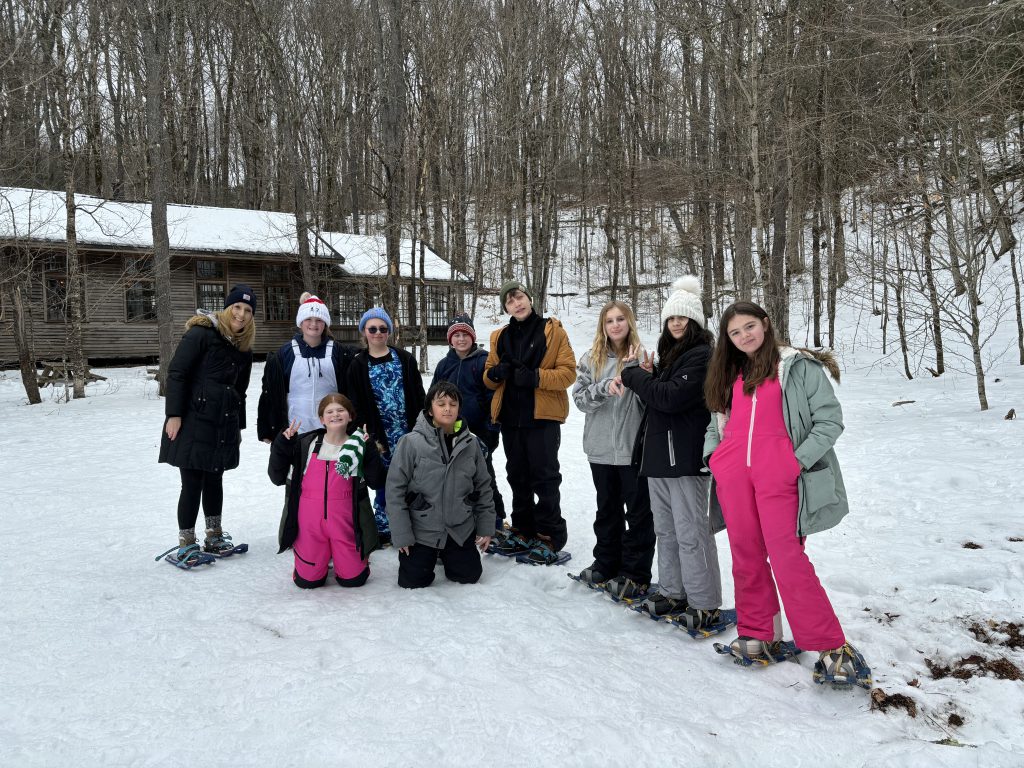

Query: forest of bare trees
[2,0,1023,409]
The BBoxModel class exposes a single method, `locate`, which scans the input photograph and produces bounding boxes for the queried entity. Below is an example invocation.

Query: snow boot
[679,606,722,632]
[814,643,872,688]
[729,635,778,661]
[641,592,688,618]
[604,576,650,602]
[156,530,215,569]
[577,564,610,587]
[203,523,248,557]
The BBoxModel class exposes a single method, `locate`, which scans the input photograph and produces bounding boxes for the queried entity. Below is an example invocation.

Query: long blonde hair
[214,307,256,352]
[589,300,642,375]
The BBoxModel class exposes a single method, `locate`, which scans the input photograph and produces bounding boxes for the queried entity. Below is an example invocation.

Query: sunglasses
[365,325,389,335]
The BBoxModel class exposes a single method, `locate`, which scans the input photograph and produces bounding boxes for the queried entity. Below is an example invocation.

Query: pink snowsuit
[293,451,368,584]
[709,375,845,651]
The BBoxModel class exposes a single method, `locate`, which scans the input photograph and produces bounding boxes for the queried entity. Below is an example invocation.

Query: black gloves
[489,357,537,388]
[513,366,539,388]
[487,361,511,382]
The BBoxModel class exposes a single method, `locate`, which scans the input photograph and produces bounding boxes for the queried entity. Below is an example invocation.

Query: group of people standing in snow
[157,274,863,683]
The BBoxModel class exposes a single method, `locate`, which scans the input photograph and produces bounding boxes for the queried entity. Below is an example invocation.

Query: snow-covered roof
[0,186,464,281]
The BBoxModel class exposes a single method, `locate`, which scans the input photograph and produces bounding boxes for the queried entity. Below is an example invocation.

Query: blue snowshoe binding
[486,528,532,557]
[156,543,216,570]
[603,576,656,605]
[714,637,803,667]
[664,607,738,639]
[515,538,572,566]
[813,643,873,690]
[202,531,248,558]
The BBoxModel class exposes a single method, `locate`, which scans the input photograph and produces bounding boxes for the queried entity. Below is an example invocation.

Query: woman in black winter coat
[158,285,256,567]
[619,276,723,632]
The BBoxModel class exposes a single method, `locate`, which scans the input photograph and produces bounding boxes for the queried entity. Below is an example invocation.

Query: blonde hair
[589,300,642,375]
[215,306,256,352]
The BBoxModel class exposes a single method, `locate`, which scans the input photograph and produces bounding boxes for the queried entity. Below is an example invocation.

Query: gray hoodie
[385,411,496,549]
[572,351,646,465]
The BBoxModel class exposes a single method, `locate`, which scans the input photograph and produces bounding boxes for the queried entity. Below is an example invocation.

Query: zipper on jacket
[323,453,329,519]
[746,390,758,467]
[667,429,676,467]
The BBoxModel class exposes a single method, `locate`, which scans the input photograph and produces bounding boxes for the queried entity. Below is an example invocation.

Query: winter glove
[513,366,539,388]
[487,361,511,382]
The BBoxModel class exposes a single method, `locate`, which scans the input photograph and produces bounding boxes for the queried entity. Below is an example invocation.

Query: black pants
[590,463,656,583]
[502,421,567,551]
[177,468,224,530]
[483,443,506,527]
[398,534,482,589]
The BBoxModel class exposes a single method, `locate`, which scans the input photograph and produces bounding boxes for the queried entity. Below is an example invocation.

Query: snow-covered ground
[2,289,1023,767]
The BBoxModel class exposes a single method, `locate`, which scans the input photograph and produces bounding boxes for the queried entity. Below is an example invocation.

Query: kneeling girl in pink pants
[269,393,386,588]
[703,301,865,683]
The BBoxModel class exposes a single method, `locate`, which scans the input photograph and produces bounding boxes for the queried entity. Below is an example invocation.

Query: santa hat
[446,313,477,345]
[661,276,706,328]
[296,292,332,328]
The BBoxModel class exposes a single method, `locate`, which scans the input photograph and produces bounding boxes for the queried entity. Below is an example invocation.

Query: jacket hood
[780,346,841,383]
[443,346,488,363]
[185,310,216,332]
[411,410,469,444]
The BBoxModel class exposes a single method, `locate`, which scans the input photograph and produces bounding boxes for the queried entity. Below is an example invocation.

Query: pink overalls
[709,375,844,651]
[293,451,368,585]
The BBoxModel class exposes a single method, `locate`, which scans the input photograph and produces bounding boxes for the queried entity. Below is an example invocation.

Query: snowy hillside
[1,290,1022,767]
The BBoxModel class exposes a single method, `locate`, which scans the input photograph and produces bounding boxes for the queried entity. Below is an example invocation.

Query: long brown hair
[704,302,779,412]
[656,318,714,372]
[589,301,642,375]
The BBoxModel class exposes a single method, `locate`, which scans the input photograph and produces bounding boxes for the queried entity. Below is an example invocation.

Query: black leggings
[177,468,224,530]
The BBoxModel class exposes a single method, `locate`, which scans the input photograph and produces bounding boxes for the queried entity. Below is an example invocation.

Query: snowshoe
[634,591,688,619]
[567,564,610,591]
[813,643,873,690]
[664,607,738,639]
[515,539,572,566]
[603,576,654,605]
[714,638,802,667]
[486,530,532,557]
[156,543,216,570]
[202,531,248,558]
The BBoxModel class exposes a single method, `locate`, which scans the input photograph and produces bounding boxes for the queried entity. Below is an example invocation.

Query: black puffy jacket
[158,316,253,472]
[621,344,711,478]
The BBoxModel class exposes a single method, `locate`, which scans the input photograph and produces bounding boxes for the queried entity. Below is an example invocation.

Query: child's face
[430,394,460,431]
[727,313,769,357]
[321,402,353,430]
[450,330,474,355]
[604,309,629,344]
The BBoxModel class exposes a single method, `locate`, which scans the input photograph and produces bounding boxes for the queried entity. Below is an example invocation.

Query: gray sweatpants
[649,475,722,609]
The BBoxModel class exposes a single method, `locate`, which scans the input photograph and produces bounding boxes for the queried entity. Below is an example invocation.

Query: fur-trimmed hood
[185,308,254,351]
[779,346,840,385]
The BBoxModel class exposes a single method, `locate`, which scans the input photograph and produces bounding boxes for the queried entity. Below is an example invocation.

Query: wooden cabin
[0,187,471,364]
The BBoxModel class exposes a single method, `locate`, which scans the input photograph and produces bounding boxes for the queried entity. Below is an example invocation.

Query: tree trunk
[143,0,175,396]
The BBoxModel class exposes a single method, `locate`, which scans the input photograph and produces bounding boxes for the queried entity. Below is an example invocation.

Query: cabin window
[196,259,226,312]
[263,265,291,321]
[125,256,156,322]
[42,253,81,322]
[336,288,364,326]
[424,285,449,326]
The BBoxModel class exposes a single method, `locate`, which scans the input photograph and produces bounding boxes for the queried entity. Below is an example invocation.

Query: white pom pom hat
[661,275,706,328]
[296,292,332,328]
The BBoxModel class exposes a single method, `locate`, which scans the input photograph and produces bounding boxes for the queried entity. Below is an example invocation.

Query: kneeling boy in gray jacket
[386,380,496,588]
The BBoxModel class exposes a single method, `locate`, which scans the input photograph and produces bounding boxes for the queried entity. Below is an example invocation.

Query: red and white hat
[296,292,332,328]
